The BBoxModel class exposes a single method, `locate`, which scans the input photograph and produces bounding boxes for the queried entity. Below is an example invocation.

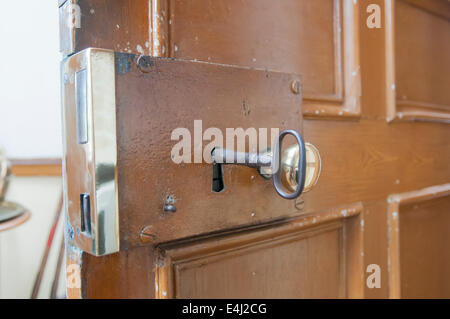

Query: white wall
[0,1,66,298]
[0,0,62,159]
[0,176,65,299]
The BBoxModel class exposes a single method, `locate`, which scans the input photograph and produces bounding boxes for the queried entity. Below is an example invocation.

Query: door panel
[70,0,360,118]
[168,0,338,96]
[60,0,450,298]
[396,0,450,109]
[386,0,450,121]
[387,184,450,298]
[165,0,360,118]
[157,203,363,299]
[400,196,450,298]
[73,0,151,56]
[163,224,345,299]
[153,0,361,118]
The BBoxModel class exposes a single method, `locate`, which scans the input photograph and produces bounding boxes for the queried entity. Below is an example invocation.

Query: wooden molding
[395,100,450,123]
[10,158,62,177]
[385,0,397,122]
[150,0,171,57]
[387,183,450,299]
[401,0,450,21]
[303,0,361,120]
[156,202,364,299]
[385,0,450,123]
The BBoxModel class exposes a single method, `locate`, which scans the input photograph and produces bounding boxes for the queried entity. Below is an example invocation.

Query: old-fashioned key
[211,130,311,200]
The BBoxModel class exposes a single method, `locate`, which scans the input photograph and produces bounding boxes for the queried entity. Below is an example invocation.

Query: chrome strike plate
[61,48,119,256]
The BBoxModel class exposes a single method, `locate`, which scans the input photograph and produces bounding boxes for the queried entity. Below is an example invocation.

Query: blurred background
[0,1,66,298]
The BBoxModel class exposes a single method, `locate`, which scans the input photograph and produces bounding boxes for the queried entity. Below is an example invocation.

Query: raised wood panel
[387,183,450,298]
[74,0,151,55]
[166,0,337,97]
[173,225,344,299]
[151,0,360,119]
[400,197,450,298]
[70,0,360,118]
[386,0,450,122]
[156,203,363,298]
[67,245,156,299]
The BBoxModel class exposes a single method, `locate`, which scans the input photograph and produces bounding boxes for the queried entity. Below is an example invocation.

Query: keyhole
[212,163,225,193]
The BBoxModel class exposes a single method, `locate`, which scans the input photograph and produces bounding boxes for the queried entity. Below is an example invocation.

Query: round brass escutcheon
[281,142,322,193]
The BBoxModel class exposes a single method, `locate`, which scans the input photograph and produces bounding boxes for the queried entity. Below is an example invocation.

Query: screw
[290,80,301,95]
[136,55,153,73]
[163,204,176,213]
[140,226,156,243]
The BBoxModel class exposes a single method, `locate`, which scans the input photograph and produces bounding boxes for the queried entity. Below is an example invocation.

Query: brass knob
[281,143,321,193]
[212,130,308,199]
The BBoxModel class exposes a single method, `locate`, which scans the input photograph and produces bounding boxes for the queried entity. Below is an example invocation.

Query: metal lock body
[62,48,322,254]
[62,49,119,256]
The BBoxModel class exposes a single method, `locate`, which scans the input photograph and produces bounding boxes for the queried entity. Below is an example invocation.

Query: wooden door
[60,0,450,299]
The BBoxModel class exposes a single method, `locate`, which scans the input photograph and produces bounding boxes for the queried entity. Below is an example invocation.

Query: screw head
[137,55,153,73]
[163,204,176,213]
[290,80,301,95]
[140,226,156,243]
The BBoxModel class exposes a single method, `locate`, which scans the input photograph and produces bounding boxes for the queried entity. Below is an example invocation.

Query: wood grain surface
[62,0,450,298]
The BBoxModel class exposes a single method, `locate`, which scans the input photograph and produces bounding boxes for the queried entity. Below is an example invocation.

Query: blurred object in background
[0,146,30,232]
[50,233,66,299]
[0,176,65,299]
[30,193,63,299]
[0,0,65,299]
[0,147,10,200]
